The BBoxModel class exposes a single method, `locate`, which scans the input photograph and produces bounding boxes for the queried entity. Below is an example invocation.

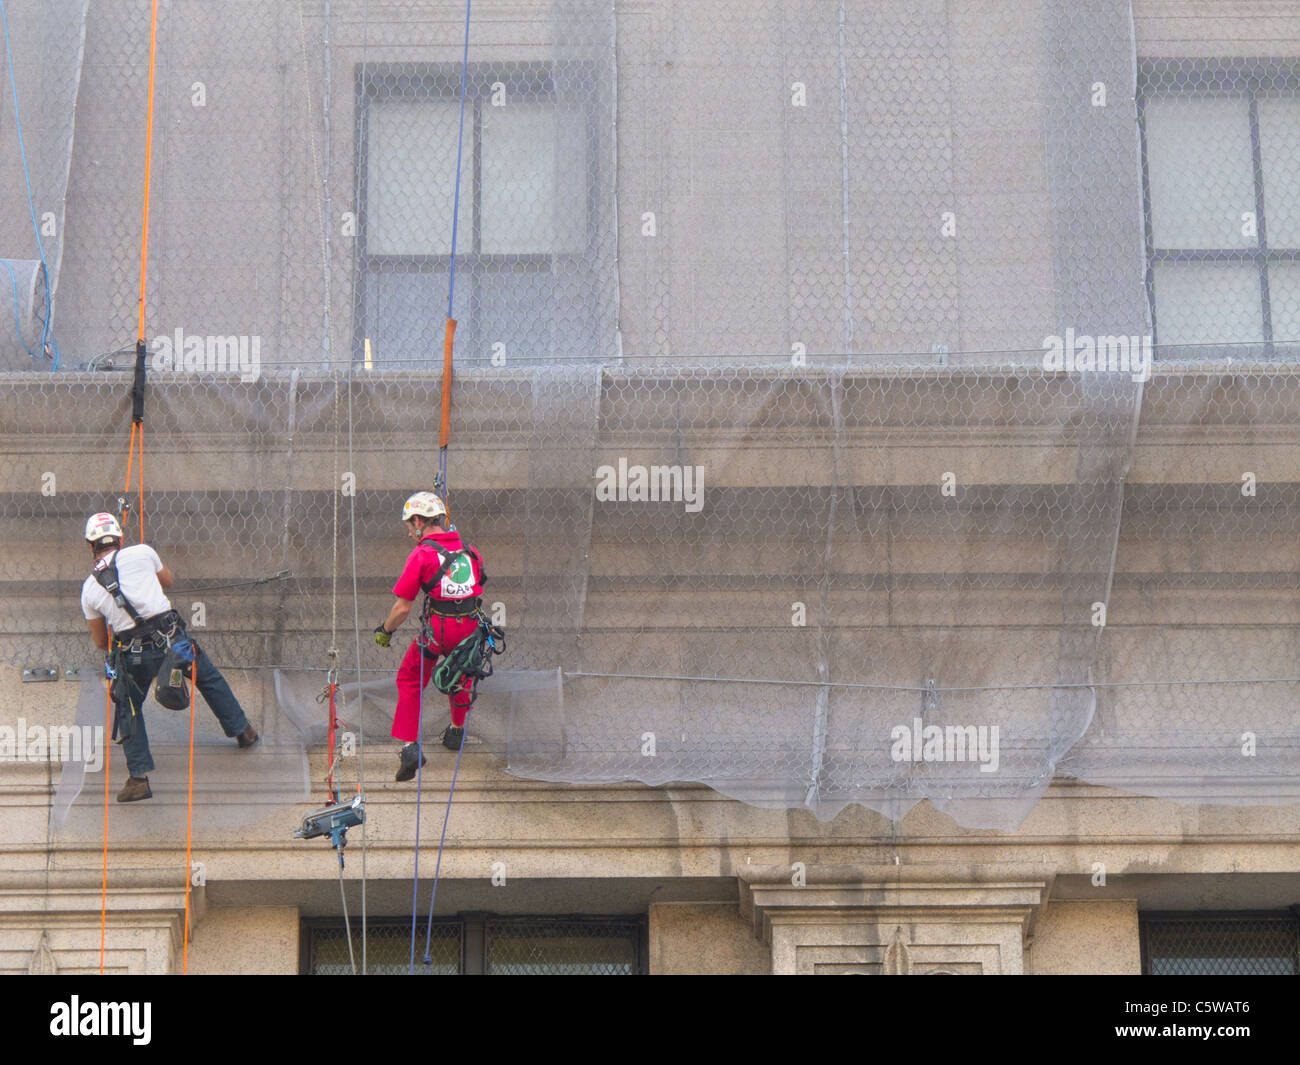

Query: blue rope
[410,0,470,976]
[422,704,469,967]
[0,0,61,370]
[0,257,33,356]
[445,0,472,318]
[407,641,430,973]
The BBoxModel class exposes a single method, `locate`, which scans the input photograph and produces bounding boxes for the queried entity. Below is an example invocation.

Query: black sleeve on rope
[131,338,147,424]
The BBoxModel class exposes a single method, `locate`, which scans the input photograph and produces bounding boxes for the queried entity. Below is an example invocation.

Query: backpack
[153,635,195,711]
[418,539,486,601]
[432,618,507,701]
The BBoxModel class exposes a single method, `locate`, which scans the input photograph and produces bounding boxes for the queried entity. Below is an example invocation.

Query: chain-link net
[0,1,1296,836]
[307,918,460,975]
[484,917,641,975]
[1142,914,1300,976]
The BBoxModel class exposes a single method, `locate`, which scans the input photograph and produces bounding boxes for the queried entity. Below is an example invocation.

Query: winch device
[294,794,366,867]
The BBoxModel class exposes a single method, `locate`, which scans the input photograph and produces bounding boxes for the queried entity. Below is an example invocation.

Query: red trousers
[391,614,480,743]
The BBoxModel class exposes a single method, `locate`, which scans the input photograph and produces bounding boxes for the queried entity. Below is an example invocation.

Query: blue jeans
[114,635,250,778]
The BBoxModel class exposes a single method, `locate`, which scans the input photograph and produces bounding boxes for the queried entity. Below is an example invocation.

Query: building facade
[0,0,1298,975]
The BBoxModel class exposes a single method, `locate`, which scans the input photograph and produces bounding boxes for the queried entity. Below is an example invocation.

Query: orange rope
[103,0,160,973]
[123,422,137,529]
[183,655,196,973]
[136,423,144,541]
[99,643,111,974]
[99,418,140,974]
[439,317,457,448]
[136,0,159,345]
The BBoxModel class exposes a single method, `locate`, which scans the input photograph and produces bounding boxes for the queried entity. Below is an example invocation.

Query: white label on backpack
[441,553,475,598]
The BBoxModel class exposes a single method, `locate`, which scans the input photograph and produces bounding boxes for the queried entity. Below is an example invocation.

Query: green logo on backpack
[441,552,475,597]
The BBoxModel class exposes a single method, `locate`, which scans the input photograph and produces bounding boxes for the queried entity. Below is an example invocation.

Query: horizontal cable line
[562,670,1300,693]
[75,337,1300,370]
[238,664,1300,693]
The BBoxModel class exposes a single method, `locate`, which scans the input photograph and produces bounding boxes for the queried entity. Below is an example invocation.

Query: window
[1140,911,1300,975]
[354,63,604,367]
[1139,60,1300,355]
[303,914,646,975]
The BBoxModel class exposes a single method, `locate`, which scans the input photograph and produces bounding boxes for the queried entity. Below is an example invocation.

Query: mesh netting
[0,1,1295,834]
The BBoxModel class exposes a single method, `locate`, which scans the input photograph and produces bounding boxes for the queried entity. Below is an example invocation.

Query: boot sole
[117,790,152,803]
[395,758,427,782]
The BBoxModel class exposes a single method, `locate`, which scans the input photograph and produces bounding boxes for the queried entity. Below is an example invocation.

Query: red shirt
[392,530,485,603]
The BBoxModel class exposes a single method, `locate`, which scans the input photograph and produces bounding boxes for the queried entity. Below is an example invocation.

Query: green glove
[373,623,392,648]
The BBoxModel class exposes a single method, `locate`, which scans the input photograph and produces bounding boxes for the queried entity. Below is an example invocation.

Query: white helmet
[401,491,446,522]
[84,512,123,543]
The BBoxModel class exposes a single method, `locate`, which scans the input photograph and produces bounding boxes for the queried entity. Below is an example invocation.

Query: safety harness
[416,537,486,619]
[93,550,192,735]
[412,535,504,701]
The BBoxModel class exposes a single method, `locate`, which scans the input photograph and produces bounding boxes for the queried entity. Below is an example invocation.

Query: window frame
[1137,58,1300,355]
[302,912,648,975]
[1139,908,1300,976]
[352,61,603,366]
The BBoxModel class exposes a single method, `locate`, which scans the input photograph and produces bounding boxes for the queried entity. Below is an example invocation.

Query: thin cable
[98,641,111,974]
[98,414,145,973]
[181,571,293,593]
[337,853,356,975]
[328,370,340,798]
[562,669,1300,694]
[445,0,471,319]
[408,644,429,974]
[182,655,196,973]
[0,258,40,359]
[236,337,1300,368]
[349,0,371,977]
[414,0,473,975]
[423,707,469,965]
[346,365,367,974]
[136,0,160,347]
[0,0,61,368]
[136,423,144,541]
[296,0,332,366]
[158,661,1300,691]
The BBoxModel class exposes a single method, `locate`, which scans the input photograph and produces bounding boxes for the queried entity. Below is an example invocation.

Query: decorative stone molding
[738,863,1055,975]
[0,868,202,975]
[28,929,57,974]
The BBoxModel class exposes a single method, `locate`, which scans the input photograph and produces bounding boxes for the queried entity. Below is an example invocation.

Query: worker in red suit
[373,491,487,780]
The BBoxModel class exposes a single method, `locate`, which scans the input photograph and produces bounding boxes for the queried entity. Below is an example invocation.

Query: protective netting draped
[0,1,1295,834]
[0,0,86,368]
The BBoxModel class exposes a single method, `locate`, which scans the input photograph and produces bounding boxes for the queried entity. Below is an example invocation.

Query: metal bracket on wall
[22,666,59,683]
[63,666,96,681]
[922,677,939,713]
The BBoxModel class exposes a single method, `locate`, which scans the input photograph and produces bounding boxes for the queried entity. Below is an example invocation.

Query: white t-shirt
[81,544,173,632]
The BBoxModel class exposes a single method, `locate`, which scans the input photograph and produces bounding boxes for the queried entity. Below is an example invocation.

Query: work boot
[395,742,426,782]
[236,724,260,748]
[116,776,152,803]
[441,725,464,751]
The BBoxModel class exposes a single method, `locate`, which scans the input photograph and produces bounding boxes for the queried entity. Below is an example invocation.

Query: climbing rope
[182,656,197,972]
[410,0,473,975]
[99,0,161,977]
[350,0,372,977]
